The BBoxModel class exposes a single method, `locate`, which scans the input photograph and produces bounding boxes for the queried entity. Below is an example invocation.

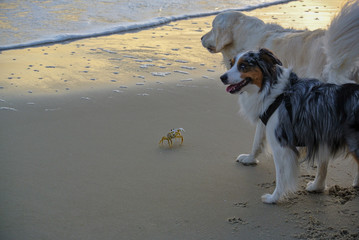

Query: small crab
[159,128,185,147]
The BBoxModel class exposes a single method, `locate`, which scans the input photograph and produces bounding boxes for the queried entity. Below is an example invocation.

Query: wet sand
[1,0,358,239]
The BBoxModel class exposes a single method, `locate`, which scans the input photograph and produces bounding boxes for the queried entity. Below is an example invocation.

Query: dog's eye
[238,63,246,71]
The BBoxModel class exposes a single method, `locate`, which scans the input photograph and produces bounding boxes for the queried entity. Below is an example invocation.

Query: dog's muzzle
[220,74,228,84]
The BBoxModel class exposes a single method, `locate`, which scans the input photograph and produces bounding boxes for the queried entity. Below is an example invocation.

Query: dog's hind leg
[353,158,359,188]
[344,129,359,187]
[306,145,330,192]
[349,150,359,188]
[237,121,265,165]
[306,162,328,192]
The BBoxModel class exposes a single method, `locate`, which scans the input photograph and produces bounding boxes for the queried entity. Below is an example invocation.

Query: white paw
[261,193,278,204]
[236,154,259,165]
[306,181,325,193]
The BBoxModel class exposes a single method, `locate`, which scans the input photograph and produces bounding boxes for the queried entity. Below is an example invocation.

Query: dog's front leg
[261,147,299,204]
[261,117,299,204]
[237,121,265,165]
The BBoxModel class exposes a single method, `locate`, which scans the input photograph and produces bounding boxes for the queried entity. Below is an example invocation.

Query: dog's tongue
[225,78,251,94]
[226,85,237,93]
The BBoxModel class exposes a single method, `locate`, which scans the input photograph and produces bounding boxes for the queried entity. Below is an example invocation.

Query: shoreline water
[1,0,359,239]
[0,0,294,52]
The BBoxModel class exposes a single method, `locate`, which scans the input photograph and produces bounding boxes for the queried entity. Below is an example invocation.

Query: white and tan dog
[202,0,359,165]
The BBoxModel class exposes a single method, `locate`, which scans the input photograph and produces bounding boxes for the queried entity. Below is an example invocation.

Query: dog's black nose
[220,74,228,84]
[201,36,204,40]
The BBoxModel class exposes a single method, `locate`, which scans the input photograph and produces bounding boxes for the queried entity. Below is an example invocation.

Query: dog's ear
[258,48,282,66]
[213,12,245,52]
[256,48,282,83]
[213,15,234,52]
[215,30,232,52]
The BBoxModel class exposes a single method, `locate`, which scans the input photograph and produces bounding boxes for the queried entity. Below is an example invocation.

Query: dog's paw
[353,176,359,188]
[306,181,325,193]
[236,154,259,166]
[261,193,278,204]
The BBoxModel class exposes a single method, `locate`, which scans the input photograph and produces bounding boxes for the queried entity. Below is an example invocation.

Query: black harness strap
[259,93,285,125]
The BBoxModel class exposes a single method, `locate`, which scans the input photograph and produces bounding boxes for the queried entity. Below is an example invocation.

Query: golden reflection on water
[0,3,16,30]
[0,2,17,10]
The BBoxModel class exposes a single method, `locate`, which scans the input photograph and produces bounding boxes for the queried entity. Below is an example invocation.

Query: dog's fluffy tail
[324,0,359,83]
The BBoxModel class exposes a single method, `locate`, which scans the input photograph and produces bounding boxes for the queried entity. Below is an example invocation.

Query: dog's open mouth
[226,78,252,94]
